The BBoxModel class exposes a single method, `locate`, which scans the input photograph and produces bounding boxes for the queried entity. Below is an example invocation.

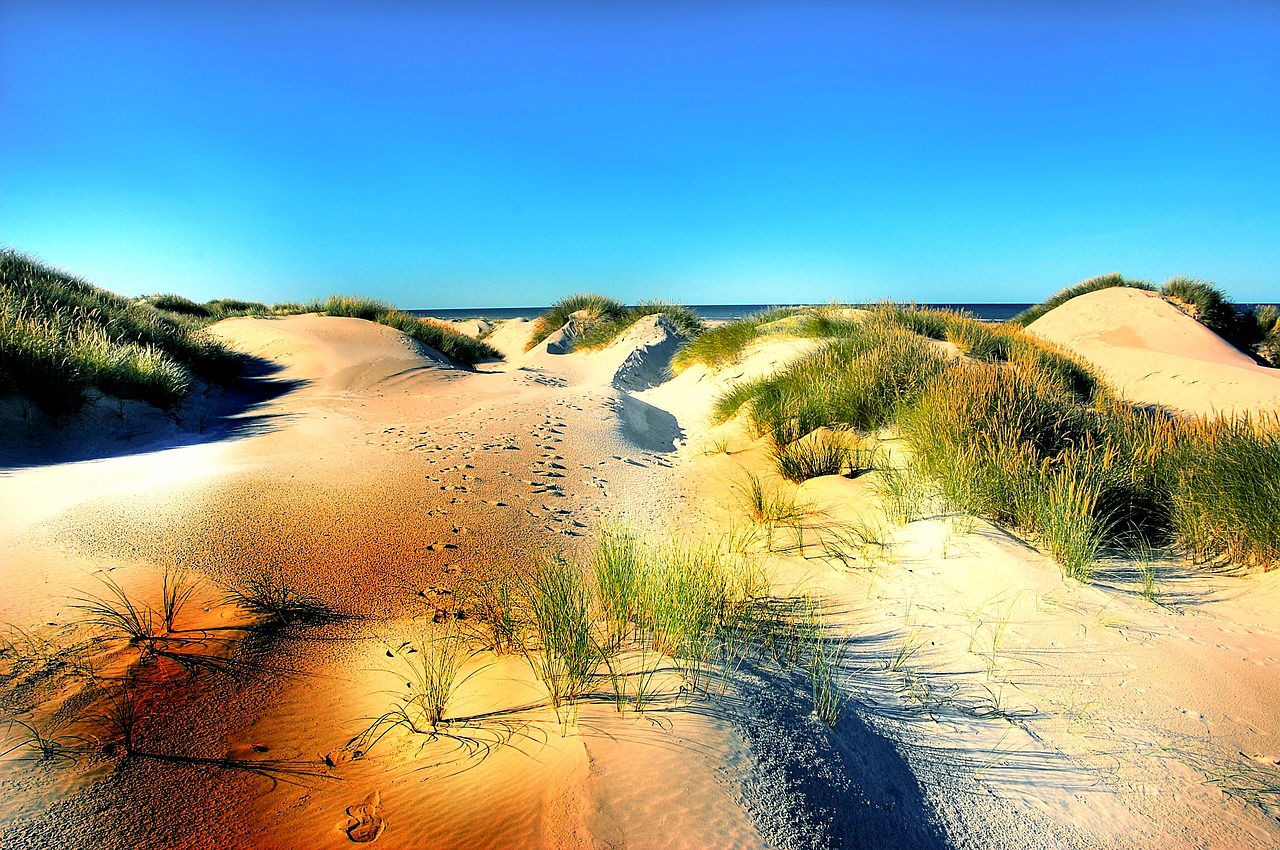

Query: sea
[408,303,1036,323]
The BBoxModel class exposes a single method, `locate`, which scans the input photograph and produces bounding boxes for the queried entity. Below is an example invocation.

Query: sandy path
[5,306,1280,849]
[0,315,767,849]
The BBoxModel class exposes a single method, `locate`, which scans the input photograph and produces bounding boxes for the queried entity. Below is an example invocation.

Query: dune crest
[1026,286,1280,416]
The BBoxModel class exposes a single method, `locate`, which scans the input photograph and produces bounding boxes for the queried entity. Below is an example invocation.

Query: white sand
[1026,287,1280,416]
[2,308,1279,848]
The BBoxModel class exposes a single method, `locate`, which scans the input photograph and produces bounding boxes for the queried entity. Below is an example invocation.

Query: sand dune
[1026,287,1280,416]
[3,310,1280,849]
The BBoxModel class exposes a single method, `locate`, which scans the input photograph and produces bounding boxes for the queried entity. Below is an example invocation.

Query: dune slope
[1026,287,1280,416]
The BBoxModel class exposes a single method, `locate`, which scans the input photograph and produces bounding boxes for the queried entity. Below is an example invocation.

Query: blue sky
[2,2,1277,307]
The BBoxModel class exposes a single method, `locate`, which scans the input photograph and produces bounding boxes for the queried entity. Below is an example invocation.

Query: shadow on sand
[0,355,306,471]
[731,663,952,849]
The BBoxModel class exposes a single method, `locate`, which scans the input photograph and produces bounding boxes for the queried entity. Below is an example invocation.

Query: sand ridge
[4,310,1280,848]
[1026,287,1280,416]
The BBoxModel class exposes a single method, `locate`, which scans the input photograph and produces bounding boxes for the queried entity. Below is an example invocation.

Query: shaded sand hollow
[1,306,1279,849]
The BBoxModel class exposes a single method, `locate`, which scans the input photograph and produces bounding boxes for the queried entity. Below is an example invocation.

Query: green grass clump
[575,300,706,350]
[205,298,270,317]
[870,302,953,340]
[670,306,805,373]
[1,250,241,415]
[1167,416,1280,569]
[223,569,332,628]
[144,294,273,322]
[145,293,214,318]
[592,526,642,652]
[1247,305,1280,365]
[704,299,1280,576]
[718,318,950,445]
[774,429,877,483]
[525,294,704,352]
[1162,279,1249,345]
[460,567,524,654]
[523,556,597,712]
[525,293,628,351]
[1010,273,1155,327]
[311,295,500,365]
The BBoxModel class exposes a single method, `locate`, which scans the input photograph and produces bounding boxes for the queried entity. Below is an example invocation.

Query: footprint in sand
[340,790,386,843]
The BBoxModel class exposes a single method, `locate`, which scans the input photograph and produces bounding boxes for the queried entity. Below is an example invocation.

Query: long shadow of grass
[731,662,951,850]
[0,354,306,470]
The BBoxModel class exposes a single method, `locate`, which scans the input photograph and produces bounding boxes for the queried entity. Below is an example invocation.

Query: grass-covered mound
[309,296,500,365]
[1013,272,1280,365]
[143,294,501,365]
[0,254,503,420]
[702,302,1280,577]
[1,251,242,415]
[1008,273,1155,327]
[672,302,922,376]
[526,294,705,352]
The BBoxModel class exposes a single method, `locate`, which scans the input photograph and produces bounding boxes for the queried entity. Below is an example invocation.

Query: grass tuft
[774,428,877,483]
[223,569,332,628]
[523,556,596,713]
[525,294,628,351]
[1010,273,1155,326]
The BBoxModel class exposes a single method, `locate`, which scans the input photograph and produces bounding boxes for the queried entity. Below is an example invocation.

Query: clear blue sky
[2,2,1277,308]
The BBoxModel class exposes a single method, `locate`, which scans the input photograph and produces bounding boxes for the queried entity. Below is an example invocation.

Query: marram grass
[527,293,705,352]
[696,297,1280,576]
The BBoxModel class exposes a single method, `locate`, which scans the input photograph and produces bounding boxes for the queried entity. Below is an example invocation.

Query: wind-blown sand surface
[1026,287,1280,417]
[2,303,1280,848]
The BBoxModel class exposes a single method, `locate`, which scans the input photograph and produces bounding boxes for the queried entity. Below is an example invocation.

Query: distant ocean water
[409,303,1037,323]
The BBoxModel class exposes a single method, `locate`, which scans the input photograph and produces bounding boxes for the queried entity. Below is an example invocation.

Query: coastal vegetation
[701,295,1280,578]
[1011,272,1280,366]
[670,306,809,373]
[1,250,241,415]
[308,295,500,364]
[351,525,843,751]
[526,293,706,351]
[0,253,499,421]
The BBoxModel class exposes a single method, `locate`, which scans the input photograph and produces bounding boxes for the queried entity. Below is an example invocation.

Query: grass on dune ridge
[699,288,1280,576]
[309,295,499,364]
[1011,272,1280,366]
[1,250,242,415]
[526,293,706,352]
[0,252,501,419]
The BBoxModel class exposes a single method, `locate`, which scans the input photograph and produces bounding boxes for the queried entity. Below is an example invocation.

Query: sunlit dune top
[1026,287,1280,417]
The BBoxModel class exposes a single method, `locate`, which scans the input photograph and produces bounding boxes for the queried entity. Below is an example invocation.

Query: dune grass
[1159,277,1246,346]
[1246,304,1280,366]
[592,526,642,652]
[365,622,474,741]
[526,293,705,352]
[1166,415,1280,568]
[722,320,952,449]
[523,556,597,713]
[459,567,524,654]
[670,306,809,373]
[223,569,332,628]
[525,293,628,351]
[709,298,1280,576]
[1,251,242,415]
[311,295,500,364]
[774,428,878,483]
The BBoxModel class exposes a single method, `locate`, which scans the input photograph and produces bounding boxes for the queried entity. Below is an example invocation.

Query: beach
[3,290,1280,849]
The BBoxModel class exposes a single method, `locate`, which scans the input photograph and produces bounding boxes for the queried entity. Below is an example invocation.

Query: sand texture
[3,310,1280,849]
[1026,287,1280,416]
